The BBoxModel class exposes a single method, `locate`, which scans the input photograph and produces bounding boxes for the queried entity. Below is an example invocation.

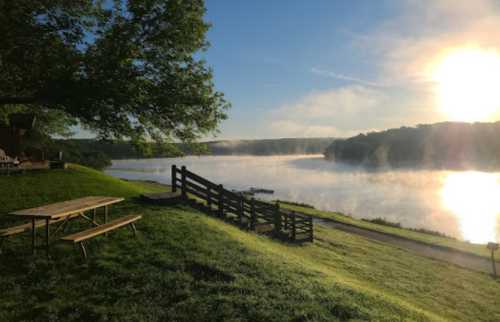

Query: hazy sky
[202,0,500,140]
[76,0,500,140]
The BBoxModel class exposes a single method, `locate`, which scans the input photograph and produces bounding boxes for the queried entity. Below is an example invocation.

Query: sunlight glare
[432,48,500,122]
[441,172,500,243]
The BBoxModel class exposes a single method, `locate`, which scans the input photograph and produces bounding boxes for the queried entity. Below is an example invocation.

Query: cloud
[268,85,437,138]
[310,67,385,88]
[267,0,500,139]
[269,120,346,138]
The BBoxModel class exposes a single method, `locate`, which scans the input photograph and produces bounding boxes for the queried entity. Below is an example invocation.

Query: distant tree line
[324,122,500,170]
[50,138,334,169]
[205,138,334,156]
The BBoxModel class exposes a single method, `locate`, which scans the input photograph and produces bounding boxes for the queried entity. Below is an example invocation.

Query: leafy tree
[0,0,229,144]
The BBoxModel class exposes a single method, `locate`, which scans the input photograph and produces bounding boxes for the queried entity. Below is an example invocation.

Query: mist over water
[106,155,500,243]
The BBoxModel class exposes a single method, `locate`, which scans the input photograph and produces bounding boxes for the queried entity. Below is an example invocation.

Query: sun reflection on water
[441,172,500,243]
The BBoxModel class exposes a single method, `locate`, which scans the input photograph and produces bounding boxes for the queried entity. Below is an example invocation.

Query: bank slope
[0,164,165,213]
[0,166,498,321]
[279,202,496,260]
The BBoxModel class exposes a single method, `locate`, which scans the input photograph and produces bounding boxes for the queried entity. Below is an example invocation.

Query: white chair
[0,148,13,166]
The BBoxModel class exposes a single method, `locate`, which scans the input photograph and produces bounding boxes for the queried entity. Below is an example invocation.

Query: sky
[199,0,500,140]
[75,0,500,140]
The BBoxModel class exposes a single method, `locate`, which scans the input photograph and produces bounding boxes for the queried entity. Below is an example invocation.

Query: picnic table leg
[79,242,88,259]
[31,217,36,254]
[130,223,137,237]
[93,208,96,223]
[53,216,70,235]
[104,206,108,236]
[45,218,50,257]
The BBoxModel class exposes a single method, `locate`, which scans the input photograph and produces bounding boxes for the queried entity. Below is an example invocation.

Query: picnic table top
[9,196,124,219]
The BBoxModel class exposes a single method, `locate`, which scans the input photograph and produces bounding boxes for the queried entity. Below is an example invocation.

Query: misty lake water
[106,155,500,244]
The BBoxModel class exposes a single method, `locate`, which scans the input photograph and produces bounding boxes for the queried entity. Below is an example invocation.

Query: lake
[105,155,500,244]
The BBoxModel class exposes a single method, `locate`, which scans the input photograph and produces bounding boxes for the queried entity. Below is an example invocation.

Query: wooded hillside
[324,122,500,169]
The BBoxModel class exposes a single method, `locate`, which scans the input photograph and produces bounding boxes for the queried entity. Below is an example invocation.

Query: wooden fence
[172,165,313,243]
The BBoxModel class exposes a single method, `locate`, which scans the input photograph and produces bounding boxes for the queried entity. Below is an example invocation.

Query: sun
[432,48,500,122]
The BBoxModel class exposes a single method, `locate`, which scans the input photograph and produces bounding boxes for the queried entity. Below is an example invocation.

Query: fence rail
[172,165,313,243]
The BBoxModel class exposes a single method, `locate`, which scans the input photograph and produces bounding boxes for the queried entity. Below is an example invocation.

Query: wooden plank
[185,186,208,201]
[222,196,241,209]
[184,169,218,189]
[253,200,275,210]
[10,196,124,219]
[0,223,35,237]
[0,216,71,237]
[184,179,204,190]
[222,189,242,200]
[11,196,105,215]
[61,214,142,243]
[223,204,240,214]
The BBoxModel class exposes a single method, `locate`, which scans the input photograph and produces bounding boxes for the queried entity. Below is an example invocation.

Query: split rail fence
[172,165,313,243]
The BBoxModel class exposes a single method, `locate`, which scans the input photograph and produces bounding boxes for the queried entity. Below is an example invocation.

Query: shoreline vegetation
[0,165,499,321]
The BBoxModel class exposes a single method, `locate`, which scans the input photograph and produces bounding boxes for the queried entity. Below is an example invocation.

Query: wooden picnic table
[9,196,124,255]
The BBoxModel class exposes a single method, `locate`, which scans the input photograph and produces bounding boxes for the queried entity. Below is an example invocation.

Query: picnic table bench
[6,196,125,256]
[62,214,142,258]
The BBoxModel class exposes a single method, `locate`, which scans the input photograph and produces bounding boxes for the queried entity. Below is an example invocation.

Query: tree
[0,0,229,143]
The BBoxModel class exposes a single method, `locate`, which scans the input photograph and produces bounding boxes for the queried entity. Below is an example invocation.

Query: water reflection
[106,155,500,243]
[441,172,500,244]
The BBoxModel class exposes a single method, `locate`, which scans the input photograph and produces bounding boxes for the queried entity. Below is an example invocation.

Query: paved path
[314,218,497,275]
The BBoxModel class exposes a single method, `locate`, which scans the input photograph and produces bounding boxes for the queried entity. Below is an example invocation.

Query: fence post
[238,193,244,226]
[487,243,498,277]
[171,165,177,193]
[274,202,281,235]
[492,251,497,278]
[250,198,256,230]
[309,217,314,242]
[218,184,224,218]
[181,166,187,199]
[291,212,296,242]
[207,186,212,212]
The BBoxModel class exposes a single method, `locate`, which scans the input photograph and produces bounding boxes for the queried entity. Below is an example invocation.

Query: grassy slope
[0,166,499,321]
[279,202,496,259]
[0,164,166,214]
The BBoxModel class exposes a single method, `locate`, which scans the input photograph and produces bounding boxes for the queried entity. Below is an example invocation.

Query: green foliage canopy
[0,0,229,143]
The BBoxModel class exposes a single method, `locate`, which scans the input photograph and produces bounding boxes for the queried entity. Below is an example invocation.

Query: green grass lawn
[279,202,497,260]
[0,166,499,321]
[0,164,166,214]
